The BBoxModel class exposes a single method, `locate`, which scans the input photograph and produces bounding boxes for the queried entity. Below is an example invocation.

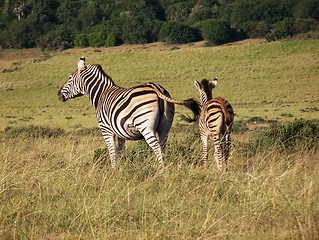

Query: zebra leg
[212,134,224,171]
[158,132,168,153]
[157,120,172,153]
[200,133,208,168]
[142,130,165,172]
[157,101,174,153]
[118,137,125,154]
[224,131,231,170]
[103,134,117,169]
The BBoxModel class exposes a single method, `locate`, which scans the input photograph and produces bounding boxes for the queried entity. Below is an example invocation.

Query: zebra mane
[91,64,115,83]
[201,79,213,100]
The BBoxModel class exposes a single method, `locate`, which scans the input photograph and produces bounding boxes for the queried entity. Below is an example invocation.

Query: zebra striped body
[58,58,200,172]
[194,78,234,170]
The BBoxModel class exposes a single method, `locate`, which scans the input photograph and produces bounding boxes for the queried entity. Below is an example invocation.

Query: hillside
[0,39,318,131]
[1,0,318,49]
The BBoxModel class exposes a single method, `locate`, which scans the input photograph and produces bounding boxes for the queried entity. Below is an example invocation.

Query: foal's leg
[200,133,209,168]
[212,133,224,171]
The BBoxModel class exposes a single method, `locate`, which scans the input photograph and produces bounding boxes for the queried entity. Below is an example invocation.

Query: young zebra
[58,57,200,172]
[194,78,234,171]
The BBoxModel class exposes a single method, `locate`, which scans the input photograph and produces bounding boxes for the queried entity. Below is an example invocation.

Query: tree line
[0,0,318,49]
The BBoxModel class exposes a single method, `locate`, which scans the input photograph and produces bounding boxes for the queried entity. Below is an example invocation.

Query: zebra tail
[147,82,200,122]
[179,98,201,123]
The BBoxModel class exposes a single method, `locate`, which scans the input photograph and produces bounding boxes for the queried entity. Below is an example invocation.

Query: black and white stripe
[194,78,234,170]
[58,57,200,172]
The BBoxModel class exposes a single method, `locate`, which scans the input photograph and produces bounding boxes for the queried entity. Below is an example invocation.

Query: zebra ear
[77,57,86,71]
[194,79,201,90]
[210,77,218,90]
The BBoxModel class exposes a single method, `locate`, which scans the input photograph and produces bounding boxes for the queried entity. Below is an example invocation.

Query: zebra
[193,78,234,171]
[58,57,200,172]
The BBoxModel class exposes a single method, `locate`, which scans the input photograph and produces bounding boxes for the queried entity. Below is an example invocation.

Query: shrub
[239,119,319,155]
[3,19,36,48]
[86,31,106,47]
[242,21,271,38]
[74,33,89,47]
[159,21,200,44]
[198,19,233,45]
[121,17,161,44]
[187,5,215,24]
[165,2,193,22]
[105,32,119,47]
[232,120,249,134]
[267,119,319,150]
[40,27,74,50]
[293,18,319,33]
[266,18,295,41]
[293,0,319,20]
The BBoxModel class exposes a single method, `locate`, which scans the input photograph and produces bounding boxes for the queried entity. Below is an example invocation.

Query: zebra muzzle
[57,89,66,102]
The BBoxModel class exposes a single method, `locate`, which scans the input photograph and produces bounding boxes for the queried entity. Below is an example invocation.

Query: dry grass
[1,124,318,239]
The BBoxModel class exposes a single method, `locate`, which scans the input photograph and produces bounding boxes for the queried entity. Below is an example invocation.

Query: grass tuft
[238,119,319,155]
[4,125,65,139]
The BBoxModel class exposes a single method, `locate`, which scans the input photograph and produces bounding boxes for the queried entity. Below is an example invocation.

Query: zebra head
[194,78,218,103]
[58,57,86,102]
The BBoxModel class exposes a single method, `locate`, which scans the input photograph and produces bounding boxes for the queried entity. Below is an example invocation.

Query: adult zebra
[193,78,234,171]
[58,57,200,172]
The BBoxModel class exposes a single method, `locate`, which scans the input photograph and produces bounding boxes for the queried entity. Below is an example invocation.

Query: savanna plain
[1,39,319,239]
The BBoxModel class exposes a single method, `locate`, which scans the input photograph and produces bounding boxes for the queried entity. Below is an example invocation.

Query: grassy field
[1,39,319,131]
[1,39,319,239]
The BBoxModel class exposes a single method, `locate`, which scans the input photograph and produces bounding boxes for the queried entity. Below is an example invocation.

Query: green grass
[0,40,319,239]
[0,40,318,131]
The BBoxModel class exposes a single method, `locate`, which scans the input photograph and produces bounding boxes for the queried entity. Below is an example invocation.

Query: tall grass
[1,121,318,239]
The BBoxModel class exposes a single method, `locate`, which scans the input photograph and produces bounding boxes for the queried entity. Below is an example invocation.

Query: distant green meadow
[1,40,318,131]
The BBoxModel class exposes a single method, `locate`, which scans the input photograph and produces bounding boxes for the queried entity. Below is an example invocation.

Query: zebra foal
[58,57,200,172]
[194,78,234,171]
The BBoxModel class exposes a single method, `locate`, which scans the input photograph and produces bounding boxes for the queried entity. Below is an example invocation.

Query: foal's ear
[194,79,201,90]
[77,56,86,71]
[209,77,218,91]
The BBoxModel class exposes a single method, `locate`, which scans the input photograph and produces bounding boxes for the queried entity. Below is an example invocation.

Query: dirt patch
[220,38,266,47]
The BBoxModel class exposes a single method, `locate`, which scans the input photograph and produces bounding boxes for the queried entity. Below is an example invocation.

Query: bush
[267,119,319,150]
[74,33,89,47]
[40,27,74,50]
[165,2,193,22]
[159,21,200,44]
[187,5,215,25]
[266,18,295,41]
[3,19,37,48]
[121,17,161,44]
[86,31,106,47]
[293,18,319,33]
[266,18,319,41]
[198,19,233,45]
[232,120,249,134]
[293,0,319,20]
[242,21,271,38]
[105,32,120,47]
[240,119,319,155]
